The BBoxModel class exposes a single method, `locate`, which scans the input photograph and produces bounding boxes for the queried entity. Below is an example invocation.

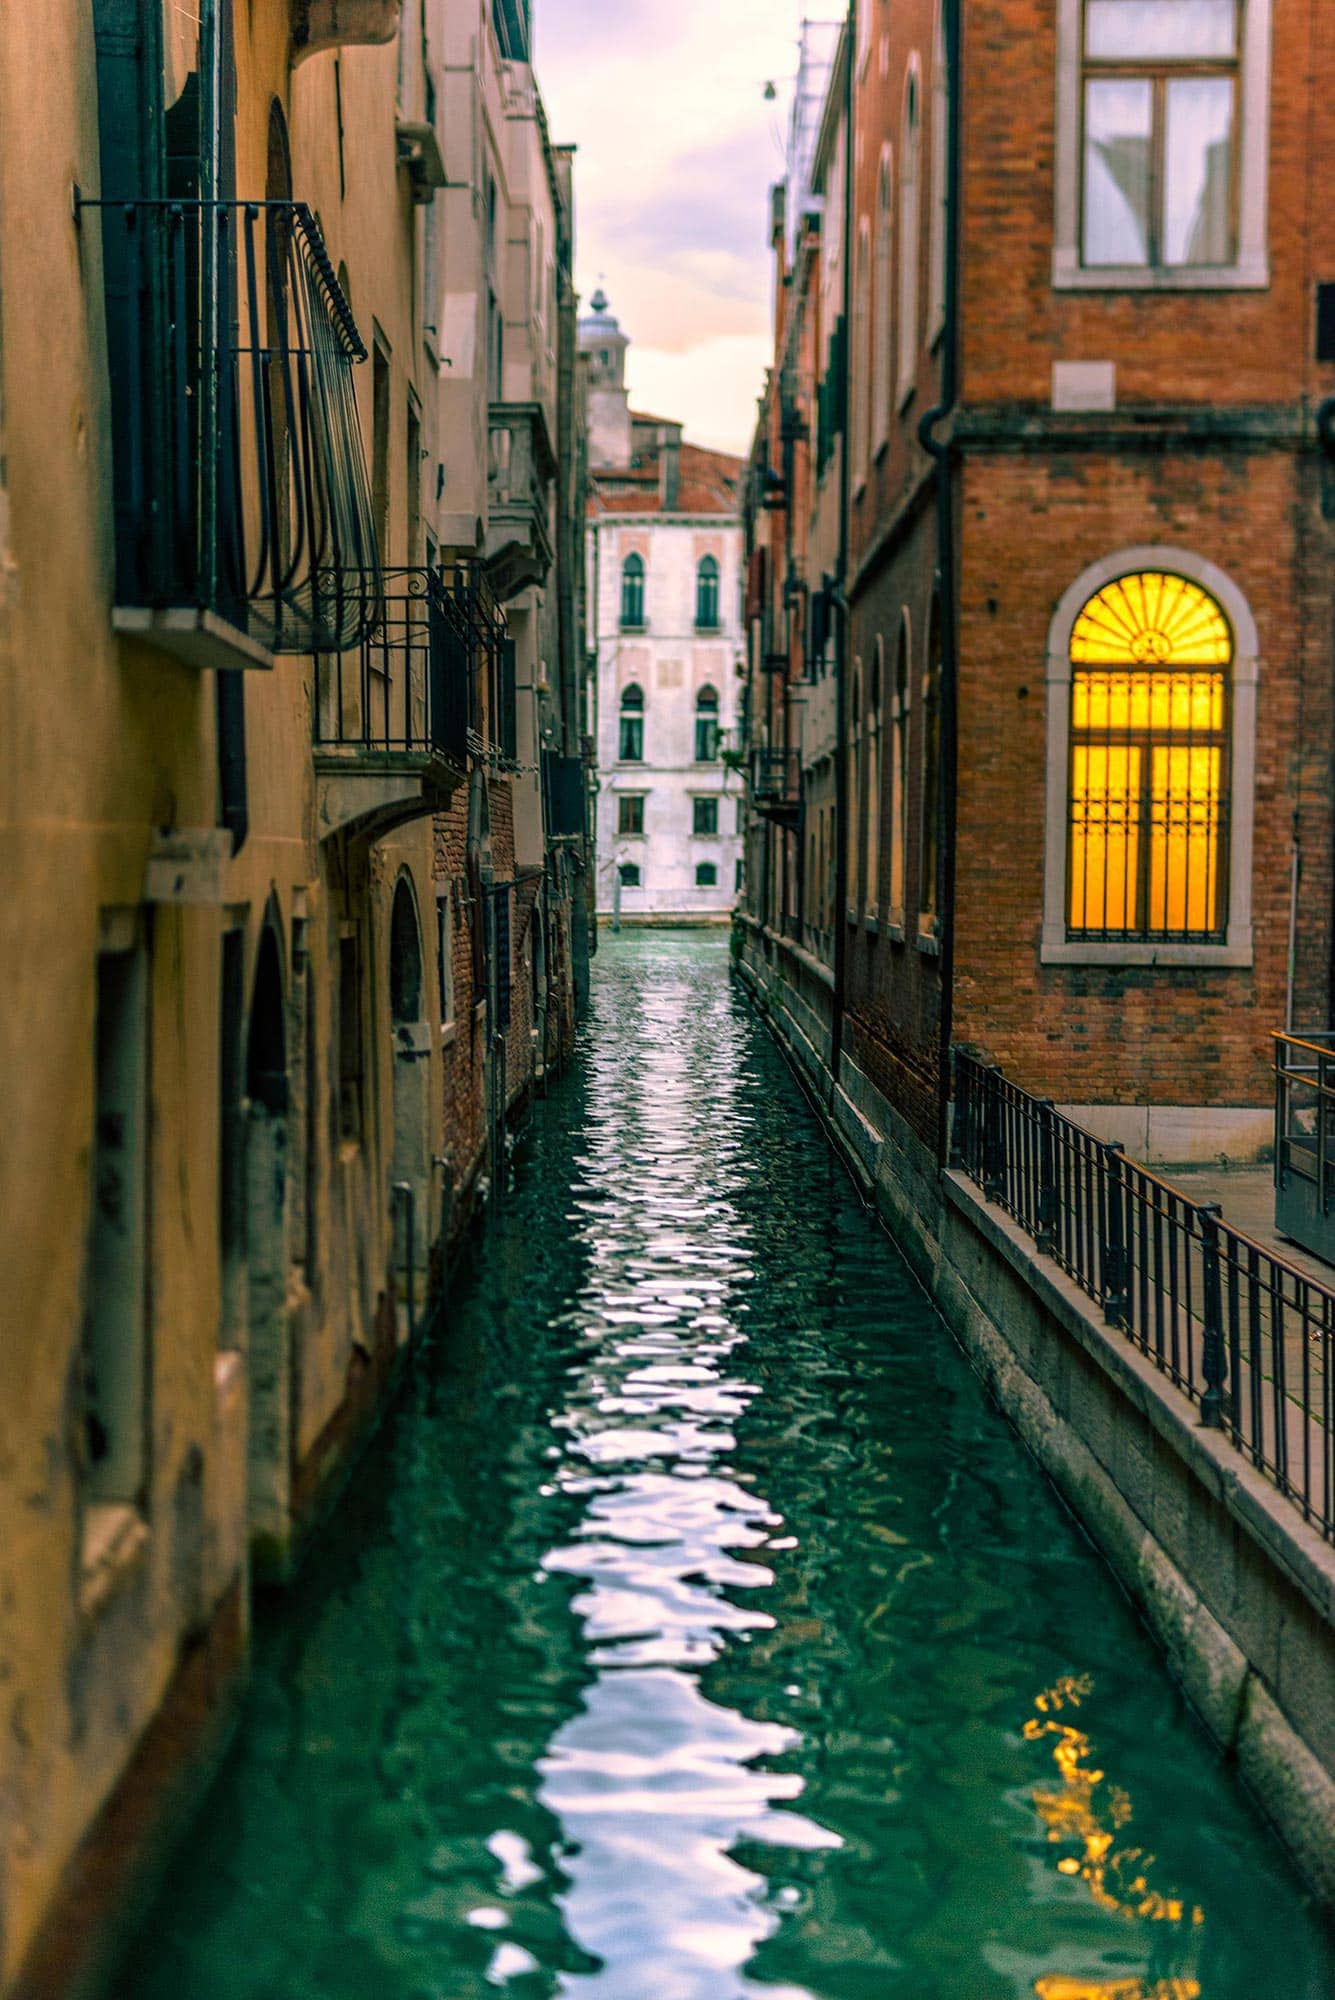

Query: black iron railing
[441,560,511,760]
[751,748,801,810]
[954,1050,1335,1543]
[314,569,471,770]
[80,195,379,655]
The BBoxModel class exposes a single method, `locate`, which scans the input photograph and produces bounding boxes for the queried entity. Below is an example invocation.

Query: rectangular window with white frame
[1053,0,1271,290]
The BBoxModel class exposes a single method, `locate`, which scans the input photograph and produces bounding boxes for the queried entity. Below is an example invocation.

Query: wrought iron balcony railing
[750,748,801,824]
[314,569,470,835]
[445,558,516,765]
[80,195,380,669]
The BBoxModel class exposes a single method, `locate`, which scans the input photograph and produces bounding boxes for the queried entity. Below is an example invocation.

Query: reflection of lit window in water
[1025,1674,1204,2000]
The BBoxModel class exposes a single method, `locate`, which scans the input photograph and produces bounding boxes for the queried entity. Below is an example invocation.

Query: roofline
[811,18,850,194]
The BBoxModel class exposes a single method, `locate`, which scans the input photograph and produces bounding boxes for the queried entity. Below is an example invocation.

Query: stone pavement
[1170,1164,1335,1287]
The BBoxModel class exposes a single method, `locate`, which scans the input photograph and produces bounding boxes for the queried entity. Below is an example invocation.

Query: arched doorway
[389,876,430,1337]
[245,920,292,1563]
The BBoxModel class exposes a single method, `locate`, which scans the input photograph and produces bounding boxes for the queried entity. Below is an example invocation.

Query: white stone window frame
[1041,546,1258,968]
[1052,0,1272,292]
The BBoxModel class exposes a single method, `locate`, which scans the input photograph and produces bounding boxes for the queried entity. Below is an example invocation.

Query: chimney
[659,427,681,510]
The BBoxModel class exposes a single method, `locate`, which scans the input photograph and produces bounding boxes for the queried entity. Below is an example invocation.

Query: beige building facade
[0,2,587,1993]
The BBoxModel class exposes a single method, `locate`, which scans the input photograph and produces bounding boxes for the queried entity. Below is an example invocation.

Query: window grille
[1066,571,1232,940]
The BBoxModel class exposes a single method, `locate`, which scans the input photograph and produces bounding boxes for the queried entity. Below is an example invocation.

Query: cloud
[628,335,770,458]
[538,0,808,454]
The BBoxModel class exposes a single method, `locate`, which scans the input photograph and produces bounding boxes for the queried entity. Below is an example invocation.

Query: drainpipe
[1286,816,1301,1033]
[830,1,855,1085]
[918,0,962,1168]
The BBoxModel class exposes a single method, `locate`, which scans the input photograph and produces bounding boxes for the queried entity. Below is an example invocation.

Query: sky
[536,0,816,458]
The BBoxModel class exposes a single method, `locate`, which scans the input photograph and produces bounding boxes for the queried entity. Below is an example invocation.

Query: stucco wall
[594,514,745,919]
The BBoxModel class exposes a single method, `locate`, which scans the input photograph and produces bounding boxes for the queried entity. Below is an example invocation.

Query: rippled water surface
[117,935,1335,1999]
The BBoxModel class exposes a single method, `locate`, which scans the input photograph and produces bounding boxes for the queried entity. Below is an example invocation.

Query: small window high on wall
[1082,0,1237,269]
[621,553,645,629]
[694,685,720,763]
[619,683,645,762]
[696,556,720,630]
[1053,0,1271,289]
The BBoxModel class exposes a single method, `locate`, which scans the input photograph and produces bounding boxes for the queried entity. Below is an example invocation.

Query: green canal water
[114,935,1334,1999]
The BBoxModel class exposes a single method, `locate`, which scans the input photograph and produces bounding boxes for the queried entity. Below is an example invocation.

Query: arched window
[1067,572,1231,940]
[619,682,644,762]
[620,552,645,629]
[696,555,721,630]
[897,62,922,406]
[889,616,911,924]
[873,151,894,448]
[695,685,720,763]
[866,639,883,918]
[851,219,871,477]
[928,4,948,337]
[389,878,424,1026]
[920,596,942,930]
[1043,551,1257,966]
[619,860,641,888]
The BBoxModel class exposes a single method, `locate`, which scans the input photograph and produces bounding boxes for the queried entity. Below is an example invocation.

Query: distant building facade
[581,294,745,922]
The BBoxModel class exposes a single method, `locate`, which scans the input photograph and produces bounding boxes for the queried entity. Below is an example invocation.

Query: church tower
[579,288,632,473]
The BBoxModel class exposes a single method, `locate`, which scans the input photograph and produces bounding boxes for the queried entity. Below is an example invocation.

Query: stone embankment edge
[732,946,1335,1908]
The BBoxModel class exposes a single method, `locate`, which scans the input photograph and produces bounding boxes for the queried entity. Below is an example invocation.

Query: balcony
[290,0,399,59]
[485,403,557,603]
[314,569,471,840]
[81,196,379,671]
[750,749,801,828]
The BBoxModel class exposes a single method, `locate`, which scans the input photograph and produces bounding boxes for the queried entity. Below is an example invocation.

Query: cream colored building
[582,298,745,924]
[0,3,585,1993]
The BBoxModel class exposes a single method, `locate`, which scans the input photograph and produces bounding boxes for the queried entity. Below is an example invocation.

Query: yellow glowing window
[1067,575,1231,941]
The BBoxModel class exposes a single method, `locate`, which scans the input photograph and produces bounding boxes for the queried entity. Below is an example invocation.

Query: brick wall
[962,0,1335,412]
[952,448,1335,1106]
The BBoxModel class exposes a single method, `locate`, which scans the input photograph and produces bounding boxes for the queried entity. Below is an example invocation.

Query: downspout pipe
[830,1,855,1084]
[917,0,961,1167]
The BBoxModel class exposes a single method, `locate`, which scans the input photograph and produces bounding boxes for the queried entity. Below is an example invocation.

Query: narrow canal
[115,935,1333,1999]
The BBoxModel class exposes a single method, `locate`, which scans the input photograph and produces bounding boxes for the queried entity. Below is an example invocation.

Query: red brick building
[740,0,1335,1189]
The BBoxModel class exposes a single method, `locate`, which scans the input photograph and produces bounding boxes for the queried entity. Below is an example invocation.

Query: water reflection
[534,949,837,1994]
[1025,1676,1203,2000]
[111,935,1335,2000]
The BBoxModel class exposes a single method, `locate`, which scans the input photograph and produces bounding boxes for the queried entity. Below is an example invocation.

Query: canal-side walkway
[111,936,1334,2000]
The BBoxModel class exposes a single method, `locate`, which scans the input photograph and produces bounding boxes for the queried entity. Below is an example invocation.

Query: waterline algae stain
[113,936,1333,1998]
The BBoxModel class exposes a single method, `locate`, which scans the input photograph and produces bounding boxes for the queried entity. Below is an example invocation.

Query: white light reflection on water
[535,949,839,1997]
